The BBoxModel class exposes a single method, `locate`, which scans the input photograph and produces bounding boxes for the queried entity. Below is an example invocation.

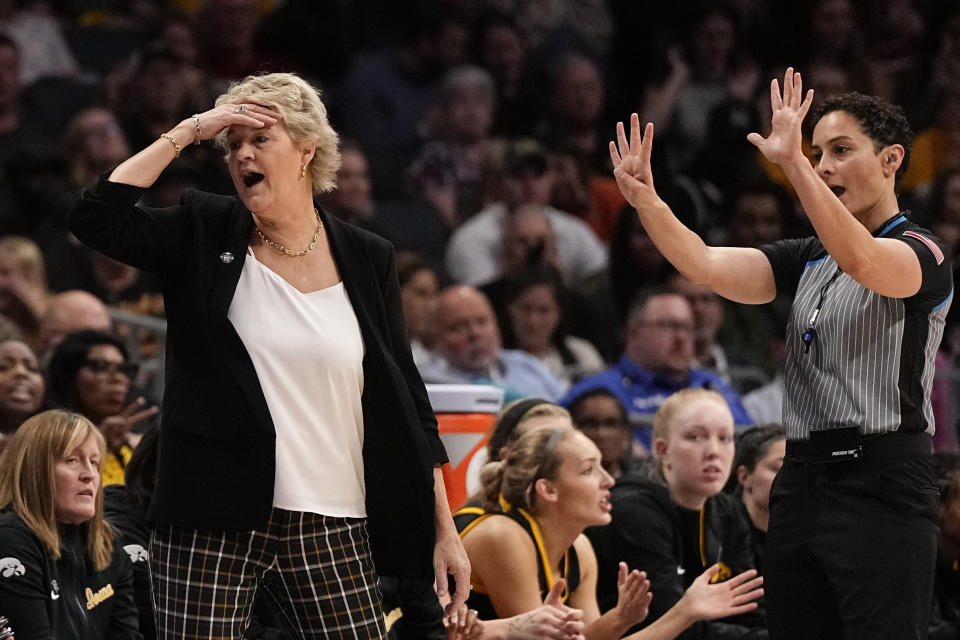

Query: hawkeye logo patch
[86,583,114,610]
[124,544,149,563]
[0,557,24,577]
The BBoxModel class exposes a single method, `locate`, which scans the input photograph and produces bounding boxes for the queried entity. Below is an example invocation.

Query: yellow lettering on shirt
[85,583,115,610]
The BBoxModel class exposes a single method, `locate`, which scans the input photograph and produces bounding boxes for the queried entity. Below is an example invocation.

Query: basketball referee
[608,68,953,639]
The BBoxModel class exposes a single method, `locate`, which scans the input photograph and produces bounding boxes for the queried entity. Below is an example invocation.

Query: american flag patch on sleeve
[903,231,945,265]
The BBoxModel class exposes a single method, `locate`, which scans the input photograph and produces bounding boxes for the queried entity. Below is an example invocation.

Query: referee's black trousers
[765,433,937,640]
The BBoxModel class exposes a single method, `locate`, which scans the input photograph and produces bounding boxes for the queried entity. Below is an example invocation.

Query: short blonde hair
[215,72,341,194]
[0,410,113,571]
[652,388,731,444]
[645,389,732,483]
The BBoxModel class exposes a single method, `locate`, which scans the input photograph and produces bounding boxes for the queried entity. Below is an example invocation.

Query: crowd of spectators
[2,0,957,442]
[1,0,960,637]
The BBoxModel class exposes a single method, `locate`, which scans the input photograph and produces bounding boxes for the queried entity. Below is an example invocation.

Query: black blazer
[68,178,447,580]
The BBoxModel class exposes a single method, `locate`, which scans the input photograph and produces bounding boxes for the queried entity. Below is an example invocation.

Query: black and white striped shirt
[761,214,953,440]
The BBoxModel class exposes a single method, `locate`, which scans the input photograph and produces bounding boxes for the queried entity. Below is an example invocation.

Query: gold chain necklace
[256,208,323,257]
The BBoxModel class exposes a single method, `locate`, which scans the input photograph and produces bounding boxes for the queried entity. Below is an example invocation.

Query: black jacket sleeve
[104,488,154,640]
[381,577,446,640]
[702,495,768,636]
[0,524,56,640]
[68,176,191,277]
[588,483,690,624]
[105,543,144,640]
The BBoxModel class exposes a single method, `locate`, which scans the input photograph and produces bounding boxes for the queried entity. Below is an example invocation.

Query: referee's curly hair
[811,92,914,189]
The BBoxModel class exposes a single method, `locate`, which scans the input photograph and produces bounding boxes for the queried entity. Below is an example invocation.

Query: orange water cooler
[427,384,504,512]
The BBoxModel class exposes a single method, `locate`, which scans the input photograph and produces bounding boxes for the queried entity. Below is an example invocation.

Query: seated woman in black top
[726,424,785,573]
[0,409,140,638]
[587,389,768,639]
[462,422,764,639]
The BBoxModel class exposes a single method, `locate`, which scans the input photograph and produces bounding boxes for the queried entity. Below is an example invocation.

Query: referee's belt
[786,428,931,463]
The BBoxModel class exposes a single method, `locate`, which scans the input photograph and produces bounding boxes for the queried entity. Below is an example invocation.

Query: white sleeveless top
[228,248,367,517]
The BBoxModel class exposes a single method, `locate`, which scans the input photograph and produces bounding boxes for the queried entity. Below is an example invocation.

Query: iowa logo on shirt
[0,557,24,577]
[123,544,148,563]
[709,562,732,584]
[86,583,114,609]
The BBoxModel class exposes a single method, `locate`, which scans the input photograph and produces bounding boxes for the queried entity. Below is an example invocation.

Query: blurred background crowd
[1,0,960,451]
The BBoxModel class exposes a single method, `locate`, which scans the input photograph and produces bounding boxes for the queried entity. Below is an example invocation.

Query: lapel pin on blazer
[219,252,234,264]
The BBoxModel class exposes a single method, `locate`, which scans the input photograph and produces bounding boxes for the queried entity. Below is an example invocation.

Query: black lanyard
[801,266,843,354]
[800,214,906,354]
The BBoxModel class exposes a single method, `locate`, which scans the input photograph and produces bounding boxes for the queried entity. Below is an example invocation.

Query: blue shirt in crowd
[418,349,566,404]
[559,356,752,450]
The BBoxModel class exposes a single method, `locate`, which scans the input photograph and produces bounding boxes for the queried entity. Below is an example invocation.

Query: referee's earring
[299,164,306,179]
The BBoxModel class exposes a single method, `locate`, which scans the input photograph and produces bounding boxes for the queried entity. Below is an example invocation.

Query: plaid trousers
[150,508,387,639]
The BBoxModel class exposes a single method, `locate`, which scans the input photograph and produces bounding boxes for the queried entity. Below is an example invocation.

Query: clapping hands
[445,605,483,640]
[611,561,652,629]
[506,579,585,640]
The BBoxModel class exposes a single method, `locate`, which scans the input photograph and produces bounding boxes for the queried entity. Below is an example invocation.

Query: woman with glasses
[0,409,141,638]
[460,421,764,639]
[610,67,951,639]
[568,388,639,480]
[46,329,157,486]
